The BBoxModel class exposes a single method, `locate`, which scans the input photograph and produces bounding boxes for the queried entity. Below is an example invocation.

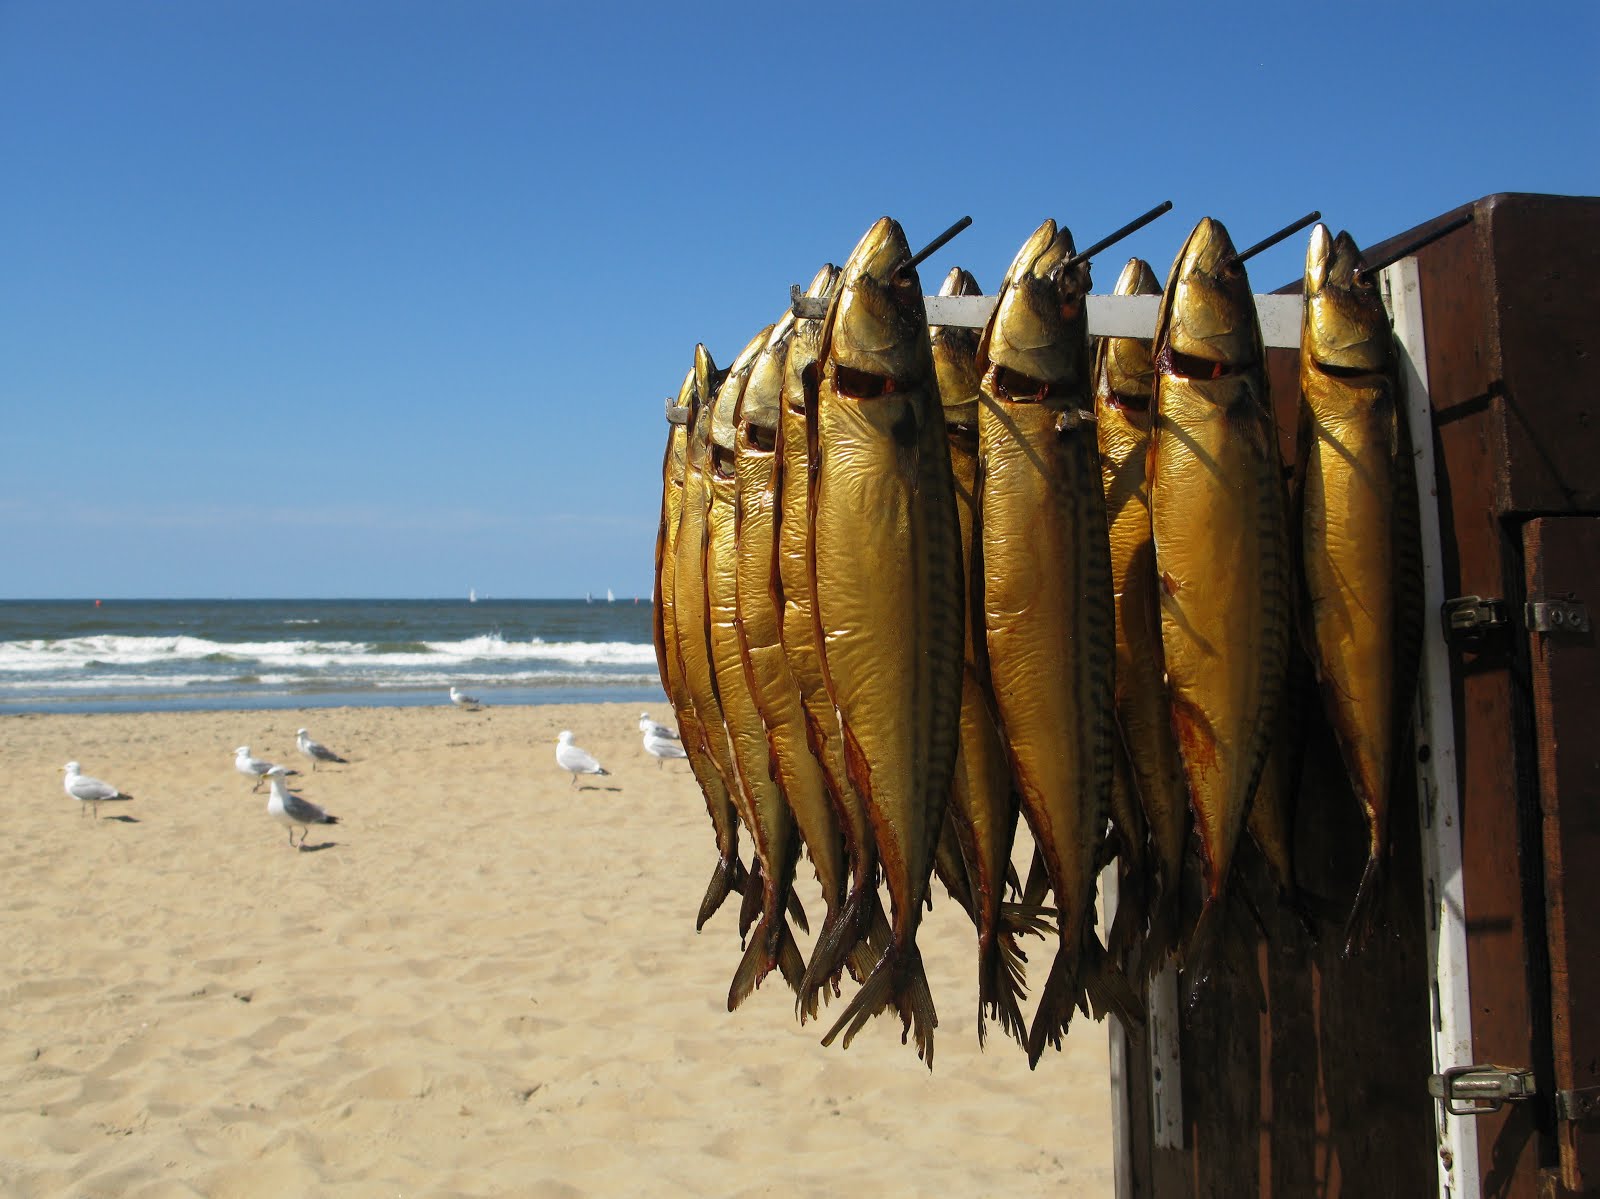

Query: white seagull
[638,711,680,740]
[296,728,349,771]
[62,761,132,818]
[642,725,688,768]
[236,746,297,793]
[266,768,340,849]
[450,686,483,711]
[556,730,609,787]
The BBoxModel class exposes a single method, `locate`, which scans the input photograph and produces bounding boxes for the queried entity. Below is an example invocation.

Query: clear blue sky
[2,1,1594,599]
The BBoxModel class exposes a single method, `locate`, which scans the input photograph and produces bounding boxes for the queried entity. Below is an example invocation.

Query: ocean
[0,598,667,714]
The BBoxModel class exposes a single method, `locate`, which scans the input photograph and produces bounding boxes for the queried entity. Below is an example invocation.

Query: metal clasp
[1428,1063,1537,1116]
[1525,599,1590,634]
[1556,1085,1600,1122]
[1443,595,1510,641]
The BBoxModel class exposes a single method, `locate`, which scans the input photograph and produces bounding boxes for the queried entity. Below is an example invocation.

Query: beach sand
[2,702,1115,1197]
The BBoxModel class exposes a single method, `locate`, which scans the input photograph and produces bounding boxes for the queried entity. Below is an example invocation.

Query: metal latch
[1525,599,1590,634]
[1557,1085,1600,1121]
[1443,595,1510,640]
[1428,1064,1537,1116]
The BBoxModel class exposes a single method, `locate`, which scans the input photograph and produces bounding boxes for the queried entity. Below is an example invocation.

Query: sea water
[0,598,666,713]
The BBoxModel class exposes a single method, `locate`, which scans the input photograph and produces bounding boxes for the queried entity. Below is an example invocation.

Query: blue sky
[2,1,1594,599]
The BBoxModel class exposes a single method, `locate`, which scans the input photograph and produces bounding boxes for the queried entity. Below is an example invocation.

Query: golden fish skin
[732,313,869,1019]
[812,217,964,1067]
[976,219,1127,1065]
[707,326,809,1011]
[1149,217,1291,987]
[773,267,894,1001]
[1093,256,1188,975]
[660,353,747,930]
[1297,224,1422,952]
[933,265,1029,1048]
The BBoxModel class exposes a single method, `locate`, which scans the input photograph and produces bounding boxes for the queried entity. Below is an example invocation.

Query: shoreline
[4,701,1114,1196]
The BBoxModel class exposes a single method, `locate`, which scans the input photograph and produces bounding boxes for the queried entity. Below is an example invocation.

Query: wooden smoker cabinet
[1111,193,1600,1199]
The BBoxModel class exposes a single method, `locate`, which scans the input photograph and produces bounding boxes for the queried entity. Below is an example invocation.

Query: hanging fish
[1296,224,1423,953]
[1093,257,1189,975]
[732,311,875,1019]
[932,265,1036,1048]
[1149,217,1292,991]
[773,266,895,1008]
[811,217,965,1067]
[976,220,1135,1066]
[706,325,811,1011]
[660,352,748,930]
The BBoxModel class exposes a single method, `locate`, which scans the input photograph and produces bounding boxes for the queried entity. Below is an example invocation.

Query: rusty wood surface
[1523,518,1600,1194]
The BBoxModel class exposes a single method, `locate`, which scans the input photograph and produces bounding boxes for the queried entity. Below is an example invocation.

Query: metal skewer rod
[1063,200,1174,268]
[1226,210,1321,268]
[1356,213,1473,280]
[896,215,973,276]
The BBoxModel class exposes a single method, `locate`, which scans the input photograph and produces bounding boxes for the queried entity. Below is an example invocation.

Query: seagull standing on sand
[642,726,688,768]
[450,686,483,711]
[266,768,340,849]
[61,761,132,818]
[556,730,609,787]
[296,728,349,771]
[638,712,680,740]
[236,746,297,793]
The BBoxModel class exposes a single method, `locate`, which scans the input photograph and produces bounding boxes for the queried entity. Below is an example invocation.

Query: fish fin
[977,932,1029,1050]
[1106,863,1147,965]
[1005,859,1022,899]
[785,885,810,935]
[1181,896,1226,1009]
[695,854,746,932]
[737,858,764,944]
[821,942,937,1069]
[797,884,863,1022]
[998,900,1057,941]
[1021,844,1052,909]
[933,814,975,921]
[1025,943,1081,1068]
[1082,930,1144,1032]
[1343,851,1385,957]
[1140,880,1182,978]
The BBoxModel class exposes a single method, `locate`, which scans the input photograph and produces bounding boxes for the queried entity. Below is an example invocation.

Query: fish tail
[1343,850,1385,957]
[1025,943,1081,1068]
[977,932,1029,1050]
[1021,845,1052,908]
[728,910,806,1014]
[695,854,746,932]
[1106,864,1147,966]
[737,859,764,944]
[998,899,1057,941]
[1082,930,1144,1032]
[797,886,860,1022]
[820,941,938,1069]
[786,885,810,936]
[1140,882,1182,979]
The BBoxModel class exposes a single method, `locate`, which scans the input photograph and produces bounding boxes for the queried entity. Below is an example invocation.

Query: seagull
[642,725,688,768]
[638,711,680,740]
[266,768,340,849]
[450,686,483,711]
[296,728,349,771]
[556,730,610,787]
[62,761,132,818]
[236,746,297,792]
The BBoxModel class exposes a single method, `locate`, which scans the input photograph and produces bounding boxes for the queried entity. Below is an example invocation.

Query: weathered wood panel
[1523,518,1600,1193]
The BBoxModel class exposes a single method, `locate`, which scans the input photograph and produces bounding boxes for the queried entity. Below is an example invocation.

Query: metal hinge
[1428,1064,1537,1116]
[1557,1085,1600,1121]
[1444,595,1510,640]
[1525,598,1590,634]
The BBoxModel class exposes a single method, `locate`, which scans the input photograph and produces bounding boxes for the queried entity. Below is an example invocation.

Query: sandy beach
[2,702,1114,1197]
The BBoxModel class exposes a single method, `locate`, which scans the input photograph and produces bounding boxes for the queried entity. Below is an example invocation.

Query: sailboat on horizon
[468,587,477,604]
[606,588,614,603]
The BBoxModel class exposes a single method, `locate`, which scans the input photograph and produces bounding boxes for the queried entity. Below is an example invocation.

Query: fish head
[739,314,796,454]
[824,217,933,391]
[1158,217,1261,371]
[686,345,720,472]
[1303,225,1392,374]
[1100,257,1161,411]
[781,263,841,417]
[712,324,775,477]
[932,266,983,429]
[980,219,1092,394]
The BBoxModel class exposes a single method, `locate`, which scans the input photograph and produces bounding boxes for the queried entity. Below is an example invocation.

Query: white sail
[606,588,615,603]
